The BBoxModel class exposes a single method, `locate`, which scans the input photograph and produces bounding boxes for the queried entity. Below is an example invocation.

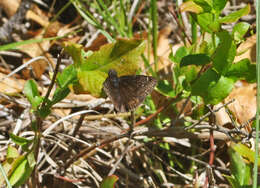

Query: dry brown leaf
[235,34,256,62]
[224,83,256,130]
[0,0,20,17]
[0,72,25,94]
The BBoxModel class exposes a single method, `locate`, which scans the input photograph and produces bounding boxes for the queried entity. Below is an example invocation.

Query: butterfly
[103,69,157,112]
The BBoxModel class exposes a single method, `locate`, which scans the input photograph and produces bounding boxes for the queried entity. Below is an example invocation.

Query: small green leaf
[27,152,36,168]
[180,54,211,67]
[194,0,212,12]
[9,134,31,147]
[100,175,118,188]
[219,4,250,23]
[6,146,19,159]
[23,80,43,110]
[232,22,250,43]
[213,0,227,13]
[197,13,220,33]
[57,64,77,88]
[156,80,176,98]
[212,31,236,74]
[225,58,256,82]
[169,46,189,63]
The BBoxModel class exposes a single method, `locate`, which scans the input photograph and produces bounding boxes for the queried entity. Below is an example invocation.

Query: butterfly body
[103,69,157,112]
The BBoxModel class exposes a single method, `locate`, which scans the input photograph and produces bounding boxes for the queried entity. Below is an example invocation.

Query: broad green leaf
[77,70,107,97]
[169,46,189,63]
[156,80,176,98]
[180,54,211,67]
[191,68,220,96]
[9,156,34,187]
[197,13,220,33]
[23,80,43,110]
[225,58,256,82]
[100,175,118,188]
[63,42,86,67]
[213,0,227,13]
[232,22,250,43]
[191,68,234,104]
[204,75,234,104]
[228,145,252,186]
[212,31,236,74]
[219,4,250,23]
[65,38,146,96]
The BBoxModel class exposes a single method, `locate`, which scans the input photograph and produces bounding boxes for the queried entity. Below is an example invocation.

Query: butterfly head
[107,69,119,87]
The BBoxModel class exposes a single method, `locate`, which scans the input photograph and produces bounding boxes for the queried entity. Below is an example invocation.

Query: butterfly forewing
[103,70,157,112]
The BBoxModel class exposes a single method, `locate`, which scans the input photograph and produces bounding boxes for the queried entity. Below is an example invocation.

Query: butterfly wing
[103,77,125,112]
[118,75,157,112]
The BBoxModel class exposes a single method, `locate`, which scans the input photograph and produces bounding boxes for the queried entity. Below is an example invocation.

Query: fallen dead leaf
[0,72,25,94]
[235,34,256,62]
[0,0,20,17]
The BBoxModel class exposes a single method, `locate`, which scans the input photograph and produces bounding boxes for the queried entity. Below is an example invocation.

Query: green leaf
[9,155,34,187]
[156,80,176,98]
[213,0,227,13]
[65,38,146,96]
[232,22,250,43]
[100,175,118,188]
[233,143,260,166]
[197,13,220,33]
[191,68,220,96]
[9,133,31,147]
[6,146,19,159]
[23,80,43,110]
[225,58,256,82]
[181,65,198,83]
[205,75,234,104]
[223,175,240,188]
[194,0,212,12]
[191,68,234,104]
[57,64,77,88]
[228,144,252,186]
[169,46,189,63]
[180,54,211,67]
[219,4,250,23]
[212,31,236,74]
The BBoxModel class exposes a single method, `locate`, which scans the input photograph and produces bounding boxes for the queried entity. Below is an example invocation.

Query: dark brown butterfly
[103,69,157,112]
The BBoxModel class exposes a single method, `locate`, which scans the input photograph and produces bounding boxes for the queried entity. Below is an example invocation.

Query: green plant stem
[253,0,260,186]
[150,0,158,72]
